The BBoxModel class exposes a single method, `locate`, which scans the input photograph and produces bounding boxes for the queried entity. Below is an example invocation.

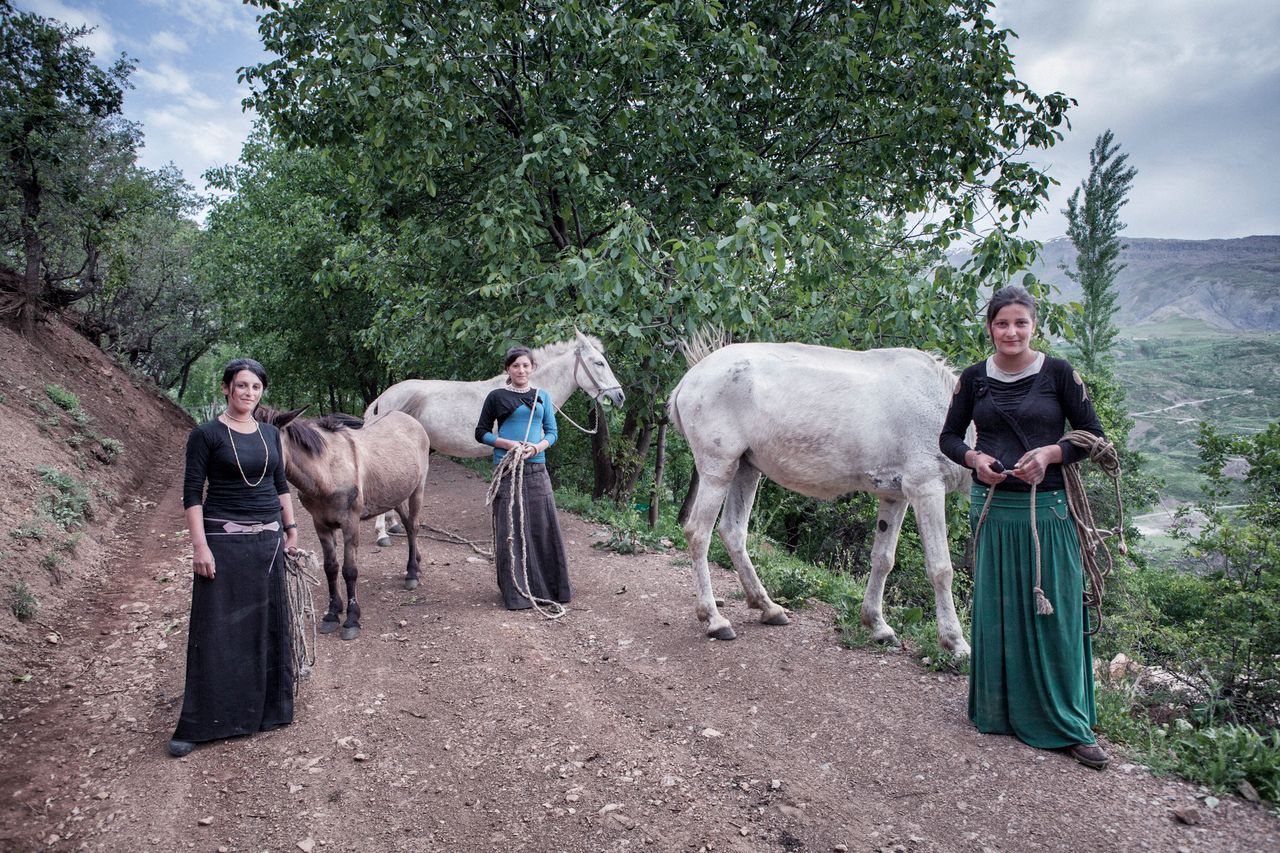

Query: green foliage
[8,519,46,542]
[9,580,38,621]
[40,550,66,583]
[95,435,124,463]
[1063,130,1137,373]
[556,485,682,554]
[36,465,92,530]
[0,2,137,332]
[44,384,80,411]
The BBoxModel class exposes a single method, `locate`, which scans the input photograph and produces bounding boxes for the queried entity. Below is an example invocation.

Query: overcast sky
[16,0,1280,242]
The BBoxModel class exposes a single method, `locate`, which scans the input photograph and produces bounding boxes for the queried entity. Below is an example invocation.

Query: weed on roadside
[36,466,93,529]
[9,580,39,621]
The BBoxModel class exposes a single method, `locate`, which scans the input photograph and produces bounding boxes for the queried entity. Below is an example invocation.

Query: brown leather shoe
[1066,743,1109,770]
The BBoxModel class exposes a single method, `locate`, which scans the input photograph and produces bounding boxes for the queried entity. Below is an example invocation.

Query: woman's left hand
[285,528,299,551]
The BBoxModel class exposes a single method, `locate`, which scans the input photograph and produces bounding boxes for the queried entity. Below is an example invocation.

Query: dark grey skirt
[173,515,294,743]
[491,463,571,609]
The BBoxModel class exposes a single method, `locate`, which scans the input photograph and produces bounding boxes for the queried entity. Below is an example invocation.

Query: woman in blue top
[475,346,571,609]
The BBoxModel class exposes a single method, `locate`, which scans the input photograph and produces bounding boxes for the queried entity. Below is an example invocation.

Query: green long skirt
[968,484,1097,749]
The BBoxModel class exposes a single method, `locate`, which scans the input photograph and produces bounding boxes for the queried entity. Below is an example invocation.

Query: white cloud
[148,30,189,55]
[19,0,118,56]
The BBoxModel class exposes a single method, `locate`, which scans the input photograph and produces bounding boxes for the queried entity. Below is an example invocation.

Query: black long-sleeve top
[182,420,289,516]
[938,356,1104,492]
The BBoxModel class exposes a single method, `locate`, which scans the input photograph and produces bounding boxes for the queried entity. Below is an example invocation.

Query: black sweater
[182,420,289,516]
[938,356,1104,492]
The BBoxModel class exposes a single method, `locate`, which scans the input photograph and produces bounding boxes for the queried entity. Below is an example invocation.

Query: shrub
[44,383,80,411]
[96,436,124,463]
[9,581,38,621]
[36,466,93,529]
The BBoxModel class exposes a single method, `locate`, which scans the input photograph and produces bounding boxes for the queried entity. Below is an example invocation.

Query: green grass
[9,580,38,621]
[36,466,93,529]
[1113,320,1280,503]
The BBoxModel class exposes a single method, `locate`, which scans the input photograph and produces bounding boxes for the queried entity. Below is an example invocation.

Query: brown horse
[257,407,431,640]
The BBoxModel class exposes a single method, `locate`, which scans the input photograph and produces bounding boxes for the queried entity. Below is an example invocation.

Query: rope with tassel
[972,430,1126,634]
[284,547,322,684]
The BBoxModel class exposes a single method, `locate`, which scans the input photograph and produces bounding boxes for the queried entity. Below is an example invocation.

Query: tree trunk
[13,163,45,335]
[591,400,615,499]
[648,419,667,529]
[616,420,653,505]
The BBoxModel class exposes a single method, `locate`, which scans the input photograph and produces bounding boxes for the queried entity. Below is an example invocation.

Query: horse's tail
[677,323,728,367]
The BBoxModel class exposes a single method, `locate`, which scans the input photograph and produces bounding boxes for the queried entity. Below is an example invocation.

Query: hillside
[951,235,1280,330]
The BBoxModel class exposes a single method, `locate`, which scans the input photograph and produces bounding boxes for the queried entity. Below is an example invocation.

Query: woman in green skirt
[939,285,1110,770]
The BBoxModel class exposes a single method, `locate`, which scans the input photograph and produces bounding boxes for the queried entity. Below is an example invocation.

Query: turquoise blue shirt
[476,388,558,464]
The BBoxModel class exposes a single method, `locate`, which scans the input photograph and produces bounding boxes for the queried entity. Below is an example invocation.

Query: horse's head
[573,328,625,407]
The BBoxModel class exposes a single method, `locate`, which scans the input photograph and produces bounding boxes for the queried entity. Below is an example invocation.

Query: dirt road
[2,450,1278,852]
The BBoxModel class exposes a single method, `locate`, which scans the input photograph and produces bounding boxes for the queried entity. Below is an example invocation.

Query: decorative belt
[206,518,281,535]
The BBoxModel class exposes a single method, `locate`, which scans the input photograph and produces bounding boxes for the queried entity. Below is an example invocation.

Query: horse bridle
[573,347,622,401]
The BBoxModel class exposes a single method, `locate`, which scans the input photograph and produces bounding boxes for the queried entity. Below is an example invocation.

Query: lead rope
[284,547,321,684]
[484,389,568,621]
[971,431,1125,634]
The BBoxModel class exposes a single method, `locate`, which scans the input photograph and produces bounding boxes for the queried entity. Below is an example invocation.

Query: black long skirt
[172,516,294,743]
[491,463,571,609]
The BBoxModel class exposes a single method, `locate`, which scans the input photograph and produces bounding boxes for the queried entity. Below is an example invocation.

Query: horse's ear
[277,405,310,429]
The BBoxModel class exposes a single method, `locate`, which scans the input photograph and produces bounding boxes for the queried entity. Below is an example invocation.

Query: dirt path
[2,450,1278,852]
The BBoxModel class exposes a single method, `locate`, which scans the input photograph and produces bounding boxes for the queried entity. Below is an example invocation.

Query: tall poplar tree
[1063,129,1137,371]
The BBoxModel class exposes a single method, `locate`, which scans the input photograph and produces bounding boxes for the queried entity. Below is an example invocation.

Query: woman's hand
[973,454,1009,486]
[193,542,216,579]
[285,526,299,551]
[1011,445,1062,485]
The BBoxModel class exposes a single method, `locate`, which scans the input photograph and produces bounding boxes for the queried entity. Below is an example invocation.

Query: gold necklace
[226,422,270,487]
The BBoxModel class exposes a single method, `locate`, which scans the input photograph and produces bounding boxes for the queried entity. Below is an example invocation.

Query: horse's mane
[484,334,605,380]
[923,351,960,394]
[255,405,363,458]
[678,324,729,367]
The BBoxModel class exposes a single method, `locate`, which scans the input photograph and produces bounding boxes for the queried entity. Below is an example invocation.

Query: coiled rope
[284,547,321,683]
[972,430,1126,635]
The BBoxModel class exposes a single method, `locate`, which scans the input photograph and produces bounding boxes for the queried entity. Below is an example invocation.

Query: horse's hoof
[945,639,972,659]
[319,620,340,635]
[873,630,902,648]
[707,623,737,641]
[387,522,405,535]
[376,536,391,547]
[341,625,360,641]
[761,608,790,626]
[404,577,419,591]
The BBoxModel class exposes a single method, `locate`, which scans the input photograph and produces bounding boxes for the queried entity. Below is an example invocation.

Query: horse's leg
[339,520,362,641]
[913,488,970,657]
[717,461,788,626]
[397,489,423,591]
[861,497,908,647]
[682,460,737,640]
[317,526,343,634]
[374,512,391,548]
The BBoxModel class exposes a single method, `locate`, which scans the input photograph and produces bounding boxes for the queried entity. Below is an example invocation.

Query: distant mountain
[953,235,1280,330]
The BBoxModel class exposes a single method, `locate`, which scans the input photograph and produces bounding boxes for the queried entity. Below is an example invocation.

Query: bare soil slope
[1,320,1278,852]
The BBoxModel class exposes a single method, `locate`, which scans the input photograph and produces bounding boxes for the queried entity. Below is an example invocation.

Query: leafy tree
[0,2,136,334]
[75,165,220,396]
[238,0,1074,498]
[1062,129,1136,372]
[202,131,391,411]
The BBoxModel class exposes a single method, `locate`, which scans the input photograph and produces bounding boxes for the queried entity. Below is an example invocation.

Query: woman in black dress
[169,358,299,757]
[475,346,571,610]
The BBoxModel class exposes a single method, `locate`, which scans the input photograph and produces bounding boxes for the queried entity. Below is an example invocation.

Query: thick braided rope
[1061,430,1126,635]
[284,547,321,683]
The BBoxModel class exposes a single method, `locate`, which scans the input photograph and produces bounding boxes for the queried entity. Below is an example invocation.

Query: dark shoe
[168,739,195,757]
[1066,743,1109,770]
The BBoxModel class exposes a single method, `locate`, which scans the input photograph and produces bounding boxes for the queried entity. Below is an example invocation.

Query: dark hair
[985,285,1037,326]
[503,346,536,370]
[221,357,268,389]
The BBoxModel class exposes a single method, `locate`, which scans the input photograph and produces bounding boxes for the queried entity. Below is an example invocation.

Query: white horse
[668,342,971,654]
[364,330,626,544]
